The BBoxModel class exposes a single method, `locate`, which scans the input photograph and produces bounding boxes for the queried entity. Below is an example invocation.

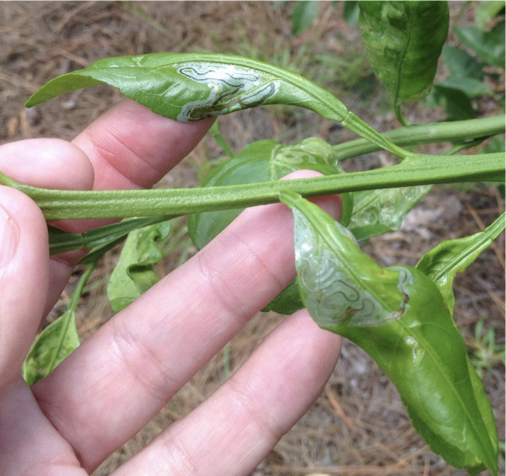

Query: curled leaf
[281,191,498,475]
[25,52,347,123]
[107,221,171,312]
[417,212,505,315]
[23,52,412,158]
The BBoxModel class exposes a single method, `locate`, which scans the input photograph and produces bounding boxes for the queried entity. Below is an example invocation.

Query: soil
[1,2,504,475]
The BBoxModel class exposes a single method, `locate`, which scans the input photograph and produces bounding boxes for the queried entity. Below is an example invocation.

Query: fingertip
[0,138,94,191]
[73,99,214,190]
[0,186,50,389]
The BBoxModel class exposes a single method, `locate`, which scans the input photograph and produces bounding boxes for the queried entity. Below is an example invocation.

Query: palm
[0,100,341,475]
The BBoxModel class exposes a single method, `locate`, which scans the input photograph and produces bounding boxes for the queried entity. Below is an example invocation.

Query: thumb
[0,186,50,391]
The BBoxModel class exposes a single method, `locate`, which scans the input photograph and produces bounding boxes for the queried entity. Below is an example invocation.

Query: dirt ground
[0,2,504,475]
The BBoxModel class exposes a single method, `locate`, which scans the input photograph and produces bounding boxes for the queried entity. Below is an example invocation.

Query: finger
[72,98,213,193]
[0,186,50,391]
[0,138,96,317]
[0,101,213,311]
[112,310,341,476]
[32,171,342,472]
[0,375,85,476]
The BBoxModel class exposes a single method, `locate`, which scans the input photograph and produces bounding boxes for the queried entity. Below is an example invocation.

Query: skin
[0,99,342,475]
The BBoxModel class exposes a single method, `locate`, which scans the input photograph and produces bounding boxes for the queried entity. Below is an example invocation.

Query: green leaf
[188,137,351,315]
[455,22,506,69]
[281,191,499,475]
[358,1,449,105]
[291,1,319,35]
[437,76,494,98]
[22,52,414,159]
[282,191,410,327]
[425,84,476,120]
[23,262,97,385]
[22,309,80,386]
[25,52,348,124]
[416,212,505,315]
[475,1,505,29]
[442,45,483,81]
[348,185,432,242]
[107,221,171,312]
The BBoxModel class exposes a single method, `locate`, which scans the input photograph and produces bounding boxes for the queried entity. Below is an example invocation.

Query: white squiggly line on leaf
[175,63,280,121]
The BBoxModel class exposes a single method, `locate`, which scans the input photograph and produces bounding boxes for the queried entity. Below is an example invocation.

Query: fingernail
[0,204,19,267]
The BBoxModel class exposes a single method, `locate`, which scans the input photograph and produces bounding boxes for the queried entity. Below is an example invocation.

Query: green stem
[341,111,411,159]
[333,115,505,160]
[485,211,506,242]
[209,119,235,158]
[48,261,96,374]
[394,103,411,127]
[49,215,173,254]
[1,152,502,220]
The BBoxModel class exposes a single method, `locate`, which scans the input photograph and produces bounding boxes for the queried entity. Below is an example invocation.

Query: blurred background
[0,2,504,475]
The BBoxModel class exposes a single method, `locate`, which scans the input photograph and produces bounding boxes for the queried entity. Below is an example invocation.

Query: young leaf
[108,221,171,312]
[348,185,432,242]
[416,212,505,315]
[23,309,80,386]
[281,191,498,475]
[290,1,319,35]
[22,262,97,385]
[282,191,411,327]
[358,1,449,116]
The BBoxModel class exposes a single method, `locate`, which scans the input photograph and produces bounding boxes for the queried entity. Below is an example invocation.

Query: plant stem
[48,260,96,375]
[333,115,505,160]
[210,120,235,158]
[2,152,502,220]
[393,103,411,127]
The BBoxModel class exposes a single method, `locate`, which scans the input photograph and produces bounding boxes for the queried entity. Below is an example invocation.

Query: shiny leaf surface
[348,185,432,242]
[25,52,347,123]
[281,191,498,475]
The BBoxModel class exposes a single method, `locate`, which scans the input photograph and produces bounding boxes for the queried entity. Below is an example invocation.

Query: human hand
[0,100,342,475]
